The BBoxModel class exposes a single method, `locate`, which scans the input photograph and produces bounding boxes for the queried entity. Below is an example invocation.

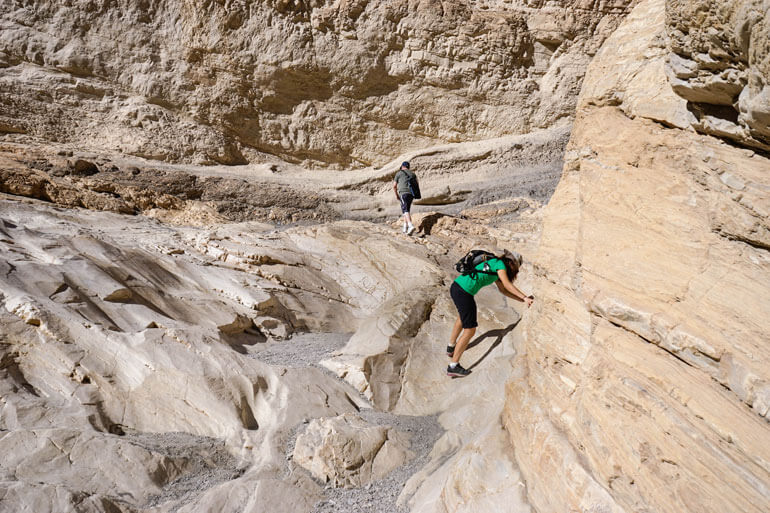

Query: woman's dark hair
[502,257,519,281]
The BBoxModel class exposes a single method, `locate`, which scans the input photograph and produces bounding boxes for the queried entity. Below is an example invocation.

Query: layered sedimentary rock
[2,0,769,512]
[0,120,570,226]
[0,0,634,167]
[503,1,770,512]
[0,141,340,224]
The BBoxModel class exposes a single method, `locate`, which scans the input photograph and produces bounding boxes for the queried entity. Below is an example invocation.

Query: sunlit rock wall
[504,0,770,511]
[667,0,770,150]
[0,0,635,167]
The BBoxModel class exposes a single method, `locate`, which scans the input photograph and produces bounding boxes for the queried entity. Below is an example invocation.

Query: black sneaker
[446,345,455,357]
[447,363,471,378]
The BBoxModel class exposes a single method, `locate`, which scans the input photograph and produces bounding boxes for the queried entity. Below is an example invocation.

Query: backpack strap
[468,259,500,278]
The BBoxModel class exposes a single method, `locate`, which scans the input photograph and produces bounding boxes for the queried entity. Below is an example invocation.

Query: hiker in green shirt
[447,250,533,378]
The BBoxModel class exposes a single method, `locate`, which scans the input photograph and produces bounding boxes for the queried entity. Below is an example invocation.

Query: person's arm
[393,180,400,200]
[496,270,534,307]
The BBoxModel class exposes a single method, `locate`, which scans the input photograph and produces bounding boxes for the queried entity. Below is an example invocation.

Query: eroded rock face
[666,0,770,149]
[0,178,544,512]
[293,413,413,488]
[0,428,241,510]
[504,1,770,512]
[2,1,768,512]
[0,142,340,224]
[0,0,634,167]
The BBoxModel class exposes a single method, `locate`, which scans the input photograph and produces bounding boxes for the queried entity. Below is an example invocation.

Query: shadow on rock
[466,321,519,371]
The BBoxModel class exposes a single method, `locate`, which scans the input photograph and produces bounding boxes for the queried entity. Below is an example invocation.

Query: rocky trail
[0,122,569,227]
[98,331,446,513]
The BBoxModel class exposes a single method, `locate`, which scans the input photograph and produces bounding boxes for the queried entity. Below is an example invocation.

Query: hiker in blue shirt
[392,161,416,235]
[447,250,533,377]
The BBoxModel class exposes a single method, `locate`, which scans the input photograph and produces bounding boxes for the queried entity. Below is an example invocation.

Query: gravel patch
[132,432,245,512]
[249,331,351,367]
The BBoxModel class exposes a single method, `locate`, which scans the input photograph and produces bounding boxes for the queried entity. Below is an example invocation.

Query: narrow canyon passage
[1,0,769,511]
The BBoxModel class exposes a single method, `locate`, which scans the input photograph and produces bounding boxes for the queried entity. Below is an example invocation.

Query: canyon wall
[0,0,634,167]
[667,0,770,150]
[1,0,768,512]
[504,0,770,511]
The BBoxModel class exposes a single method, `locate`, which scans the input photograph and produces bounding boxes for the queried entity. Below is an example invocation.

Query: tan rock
[3,3,767,513]
[0,1,634,167]
[0,198,390,512]
[405,423,531,513]
[321,286,440,409]
[1,429,181,503]
[292,413,413,488]
[504,1,770,512]
[667,0,770,149]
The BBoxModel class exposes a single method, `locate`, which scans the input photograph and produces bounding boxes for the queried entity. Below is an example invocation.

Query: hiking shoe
[406,225,415,235]
[447,363,471,378]
[446,345,456,357]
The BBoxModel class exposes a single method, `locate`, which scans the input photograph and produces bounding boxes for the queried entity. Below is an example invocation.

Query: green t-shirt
[454,258,506,295]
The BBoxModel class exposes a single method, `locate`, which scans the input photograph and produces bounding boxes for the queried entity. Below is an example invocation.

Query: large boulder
[292,413,413,488]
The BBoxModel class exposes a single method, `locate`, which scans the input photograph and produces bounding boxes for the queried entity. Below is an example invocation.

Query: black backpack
[455,250,498,277]
[408,174,421,199]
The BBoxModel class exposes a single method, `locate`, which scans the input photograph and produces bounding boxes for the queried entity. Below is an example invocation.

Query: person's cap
[401,161,410,169]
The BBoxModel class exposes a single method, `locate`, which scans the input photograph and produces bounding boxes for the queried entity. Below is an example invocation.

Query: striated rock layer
[503,0,770,512]
[0,0,635,167]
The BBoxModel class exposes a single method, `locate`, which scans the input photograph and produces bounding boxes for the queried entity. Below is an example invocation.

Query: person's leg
[448,283,476,376]
[447,316,463,356]
[451,327,476,364]
[398,195,411,232]
[401,194,415,234]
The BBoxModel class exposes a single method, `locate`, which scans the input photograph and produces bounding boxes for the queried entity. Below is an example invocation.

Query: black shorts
[450,281,477,329]
[399,193,413,214]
